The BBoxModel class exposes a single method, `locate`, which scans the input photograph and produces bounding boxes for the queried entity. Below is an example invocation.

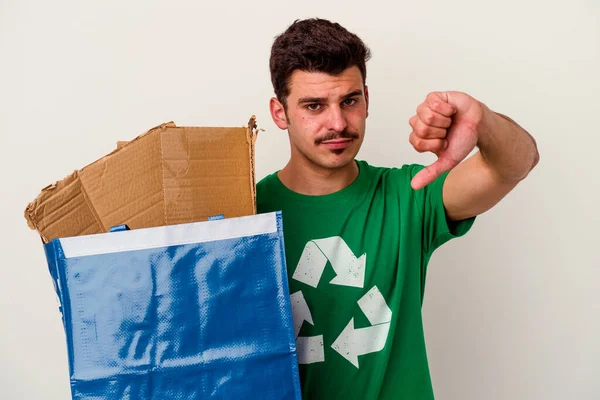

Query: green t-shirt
[256,159,475,399]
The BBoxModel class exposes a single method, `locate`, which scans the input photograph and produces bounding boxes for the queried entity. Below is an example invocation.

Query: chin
[319,153,356,170]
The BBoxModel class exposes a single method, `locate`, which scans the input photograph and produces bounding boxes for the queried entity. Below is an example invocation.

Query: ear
[270,97,288,130]
[364,84,370,118]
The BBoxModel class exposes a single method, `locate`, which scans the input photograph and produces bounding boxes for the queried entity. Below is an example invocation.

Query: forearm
[477,105,540,182]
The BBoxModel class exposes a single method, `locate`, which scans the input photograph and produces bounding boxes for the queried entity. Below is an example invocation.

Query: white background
[1,1,598,399]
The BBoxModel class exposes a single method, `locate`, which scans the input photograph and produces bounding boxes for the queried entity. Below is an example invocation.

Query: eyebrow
[297,90,364,105]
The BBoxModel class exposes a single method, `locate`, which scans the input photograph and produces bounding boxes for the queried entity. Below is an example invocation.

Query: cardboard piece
[25,117,258,243]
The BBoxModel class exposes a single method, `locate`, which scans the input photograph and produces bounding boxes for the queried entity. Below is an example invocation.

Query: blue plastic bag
[44,211,301,399]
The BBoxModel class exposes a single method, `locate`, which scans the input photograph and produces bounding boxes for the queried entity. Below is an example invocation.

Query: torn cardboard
[25,117,259,243]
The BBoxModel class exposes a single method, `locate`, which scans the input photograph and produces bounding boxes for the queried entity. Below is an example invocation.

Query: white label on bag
[60,212,279,258]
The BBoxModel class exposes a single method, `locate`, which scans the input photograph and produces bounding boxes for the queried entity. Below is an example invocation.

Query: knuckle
[409,116,417,128]
[408,133,416,146]
[423,111,435,125]
[410,135,421,148]
[419,124,441,138]
[422,125,435,136]
[414,127,427,139]
[413,137,428,153]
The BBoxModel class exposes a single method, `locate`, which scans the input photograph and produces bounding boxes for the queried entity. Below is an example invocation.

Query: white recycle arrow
[290,291,324,365]
[290,291,313,337]
[331,286,392,368]
[292,236,366,289]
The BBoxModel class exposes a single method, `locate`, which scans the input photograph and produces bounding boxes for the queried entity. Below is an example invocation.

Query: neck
[278,156,359,196]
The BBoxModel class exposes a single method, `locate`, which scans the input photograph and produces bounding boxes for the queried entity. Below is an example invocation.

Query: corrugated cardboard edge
[158,126,168,228]
[24,121,176,243]
[247,115,259,214]
[24,172,78,243]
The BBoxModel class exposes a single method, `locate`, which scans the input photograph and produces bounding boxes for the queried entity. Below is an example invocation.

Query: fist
[408,91,484,190]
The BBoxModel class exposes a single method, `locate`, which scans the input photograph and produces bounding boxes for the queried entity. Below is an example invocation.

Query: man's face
[270,66,369,171]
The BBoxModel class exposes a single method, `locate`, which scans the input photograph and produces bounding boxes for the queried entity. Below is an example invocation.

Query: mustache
[314,130,360,145]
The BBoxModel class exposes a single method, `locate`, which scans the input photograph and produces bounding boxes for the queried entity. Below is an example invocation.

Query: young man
[257,18,539,399]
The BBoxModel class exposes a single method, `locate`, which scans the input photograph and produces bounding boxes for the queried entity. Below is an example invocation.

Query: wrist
[475,103,498,151]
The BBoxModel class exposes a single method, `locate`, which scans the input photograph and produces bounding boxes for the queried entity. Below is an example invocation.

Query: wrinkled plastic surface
[44,212,301,399]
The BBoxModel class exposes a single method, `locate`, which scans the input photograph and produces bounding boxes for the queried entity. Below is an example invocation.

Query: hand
[408,91,484,190]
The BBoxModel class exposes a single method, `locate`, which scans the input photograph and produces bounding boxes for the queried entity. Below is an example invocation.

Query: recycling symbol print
[289,236,392,368]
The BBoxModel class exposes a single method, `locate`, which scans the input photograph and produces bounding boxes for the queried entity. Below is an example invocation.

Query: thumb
[411,158,455,190]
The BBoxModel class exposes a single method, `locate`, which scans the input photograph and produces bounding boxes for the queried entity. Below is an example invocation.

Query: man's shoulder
[256,171,283,213]
[256,171,279,194]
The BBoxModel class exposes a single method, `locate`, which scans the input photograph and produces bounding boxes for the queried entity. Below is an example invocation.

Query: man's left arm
[408,91,540,221]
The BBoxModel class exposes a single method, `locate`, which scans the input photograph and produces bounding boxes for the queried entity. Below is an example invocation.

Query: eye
[342,98,358,107]
[306,103,322,111]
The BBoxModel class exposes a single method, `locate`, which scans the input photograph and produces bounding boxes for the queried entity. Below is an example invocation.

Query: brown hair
[269,18,371,107]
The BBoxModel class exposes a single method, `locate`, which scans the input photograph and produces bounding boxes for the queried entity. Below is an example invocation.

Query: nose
[326,105,348,133]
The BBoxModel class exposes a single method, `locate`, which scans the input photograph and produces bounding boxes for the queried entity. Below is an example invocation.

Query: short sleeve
[409,165,476,257]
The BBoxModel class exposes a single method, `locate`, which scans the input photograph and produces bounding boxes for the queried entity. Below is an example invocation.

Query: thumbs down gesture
[408,91,484,190]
